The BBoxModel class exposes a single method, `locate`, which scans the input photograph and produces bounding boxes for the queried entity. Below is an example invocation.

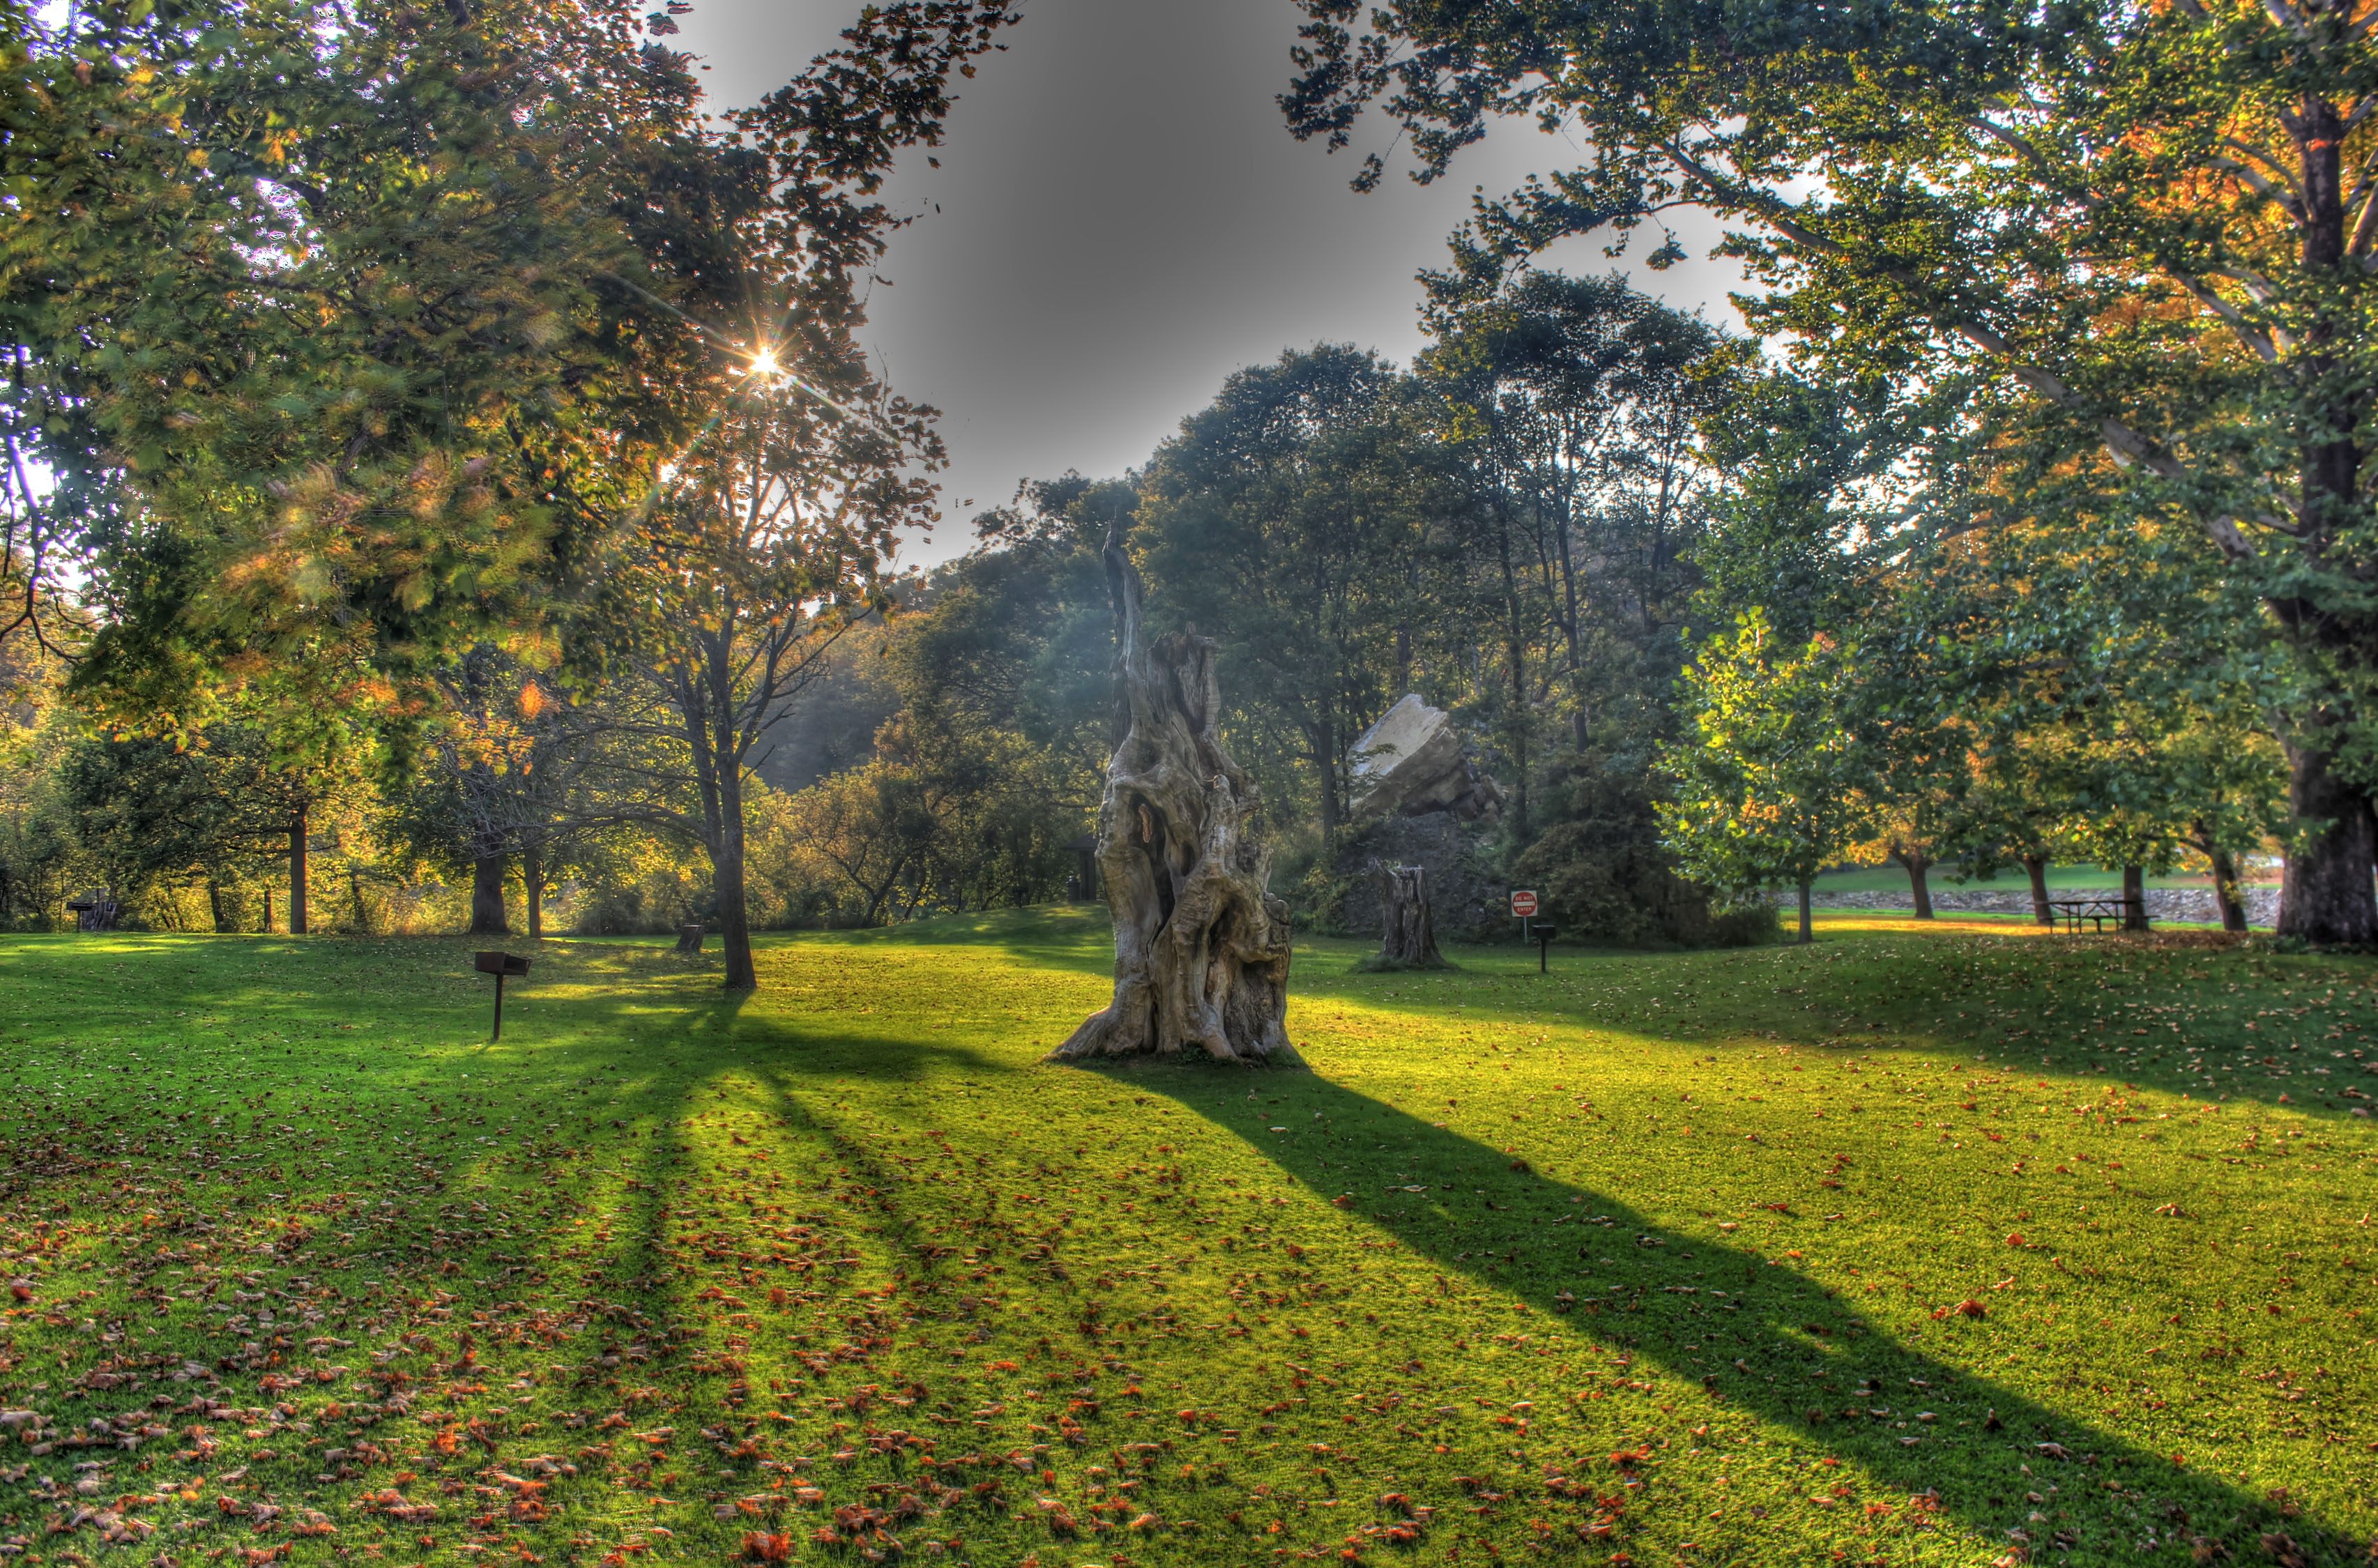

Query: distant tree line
[2,0,2352,978]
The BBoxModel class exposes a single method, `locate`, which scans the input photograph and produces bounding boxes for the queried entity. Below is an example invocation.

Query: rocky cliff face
[1348,695,1502,823]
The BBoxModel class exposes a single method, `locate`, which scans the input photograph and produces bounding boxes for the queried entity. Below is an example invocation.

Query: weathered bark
[471,853,510,936]
[1795,877,1813,944]
[2274,728,2377,944]
[1891,846,1935,920]
[287,809,309,935]
[2022,855,2052,927]
[1371,862,1446,970]
[1052,540,1299,1066]
[2121,866,2149,932]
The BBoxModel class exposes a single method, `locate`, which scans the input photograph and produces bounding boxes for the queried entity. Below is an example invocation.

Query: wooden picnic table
[2048,897,2145,934]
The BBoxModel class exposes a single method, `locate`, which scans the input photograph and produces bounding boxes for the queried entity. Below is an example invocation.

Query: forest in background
[2,0,2364,980]
[1,280,2289,956]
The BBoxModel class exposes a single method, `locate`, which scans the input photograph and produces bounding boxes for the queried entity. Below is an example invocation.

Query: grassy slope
[0,913,2370,1567]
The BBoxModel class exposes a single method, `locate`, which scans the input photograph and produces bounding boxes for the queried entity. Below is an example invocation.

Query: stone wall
[1788,884,2278,928]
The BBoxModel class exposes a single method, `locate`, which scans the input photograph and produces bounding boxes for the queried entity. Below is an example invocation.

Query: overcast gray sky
[675,0,1747,561]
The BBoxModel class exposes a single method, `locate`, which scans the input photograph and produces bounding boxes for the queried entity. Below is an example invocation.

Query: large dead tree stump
[1049,542,1299,1066]
[1366,862,1447,971]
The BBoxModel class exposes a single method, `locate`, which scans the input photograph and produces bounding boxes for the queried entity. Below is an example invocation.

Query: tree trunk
[1506,632,1530,844]
[1893,847,1935,919]
[2207,845,2249,934]
[1495,505,1532,845]
[715,772,757,991]
[1053,539,1299,1065]
[2022,855,2052,927]
[2122,865,2149,932]
[2273,731,2377,944]
[287,809,308,935]
[262,888,274,934]
[524,846,544,941]
[1372,862,1446,970]
[471,853,510,936]
[1797,877,1813,944]
[2270,110,2378,946]
[1316,716,1341,851]
[207,878,231,934]
[349,867,369,934]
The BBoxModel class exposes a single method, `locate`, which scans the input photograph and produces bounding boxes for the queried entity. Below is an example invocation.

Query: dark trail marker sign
[1533,922,1557,973]
[475,951,531,1041]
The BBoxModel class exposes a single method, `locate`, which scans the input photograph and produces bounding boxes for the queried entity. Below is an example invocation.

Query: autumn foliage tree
[1287,0,2378,942]
[6,0,1017,758]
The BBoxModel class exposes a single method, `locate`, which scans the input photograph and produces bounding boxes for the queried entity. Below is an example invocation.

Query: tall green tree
[897,475,1136,809]
[1659,611,1868,943]
[59,722,360,931]
[1419,272,1731,838]
[1138,348,1465,848]
[1286,0,2378,942]
[593,353,938,989]
[6,0,1016,752]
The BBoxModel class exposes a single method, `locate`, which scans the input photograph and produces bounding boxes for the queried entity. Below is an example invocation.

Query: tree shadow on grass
[1102,1060,2361,1565]
[747,906,1120,980]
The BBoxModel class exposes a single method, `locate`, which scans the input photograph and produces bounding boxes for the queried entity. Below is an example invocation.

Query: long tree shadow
[1111,1060,2357,1564]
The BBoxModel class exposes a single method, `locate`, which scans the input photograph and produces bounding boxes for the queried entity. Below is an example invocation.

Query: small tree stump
[1049,539,1299,1066]
[676,923,706,955]
[1369,862,1447,971]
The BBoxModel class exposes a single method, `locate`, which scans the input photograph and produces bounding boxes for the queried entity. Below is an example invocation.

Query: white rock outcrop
[1348,694,1502,823]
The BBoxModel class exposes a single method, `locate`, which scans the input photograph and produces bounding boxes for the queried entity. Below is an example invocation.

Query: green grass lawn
[0,913,2371,1567]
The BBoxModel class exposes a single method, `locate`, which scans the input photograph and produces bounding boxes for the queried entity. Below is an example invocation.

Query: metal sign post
[475,951,531,1040]
[1511,888,1539,945]
[1534,922,1557,973]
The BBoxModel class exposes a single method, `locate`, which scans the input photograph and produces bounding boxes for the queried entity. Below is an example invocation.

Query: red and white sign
[1510,890,1539,918]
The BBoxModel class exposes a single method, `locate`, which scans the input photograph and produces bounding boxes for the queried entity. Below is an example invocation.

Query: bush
[1708,900,1783,947]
